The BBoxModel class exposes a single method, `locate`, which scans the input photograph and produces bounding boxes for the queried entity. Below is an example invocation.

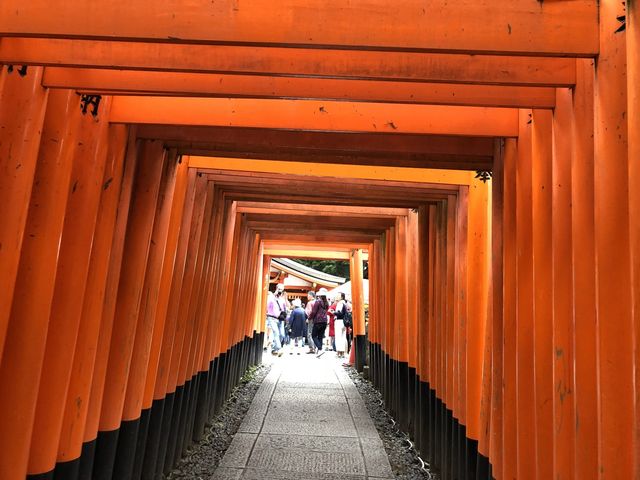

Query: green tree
[295,259,369,280]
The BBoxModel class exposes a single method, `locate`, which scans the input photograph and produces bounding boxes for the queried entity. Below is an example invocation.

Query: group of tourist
[265,284,353,358]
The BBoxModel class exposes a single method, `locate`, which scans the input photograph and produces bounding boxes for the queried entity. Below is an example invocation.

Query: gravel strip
[345,366,437,480]
[165,364,271,480]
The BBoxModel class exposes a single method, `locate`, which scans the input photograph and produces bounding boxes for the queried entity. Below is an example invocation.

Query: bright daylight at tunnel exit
[0,1,638,479]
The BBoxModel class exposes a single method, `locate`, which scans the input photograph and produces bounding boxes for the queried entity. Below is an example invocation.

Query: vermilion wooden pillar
[515,108,536,480]
[594,2,633,478]
[82,132,139,478]
[500,138,517,480]
[0,89,76,480]
[55,124,129,475]
[27,95,113,477]
[489,140,505,480]
[466,175,489,445]
[628,6,640,476]
[551,88,575,480]
[113,150,181,479]
[571,58,598,480]
[142,170,198,479]
[531,108,553,480]
[134,157,189,477]
[0,66,48,361]
[93,140,167,479]
[158,174,207,475]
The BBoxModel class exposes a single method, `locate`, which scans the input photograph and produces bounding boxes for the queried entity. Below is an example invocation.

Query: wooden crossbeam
[110,97,518,136]
[42,68,556,109]
[142,127,494,169]
[237,202,410,217]
[244,214,396,229]
[182,149,491,171]
[263,249,353,260]
[139,127,495,156]
[0,39,576,86]
[0,1,598,55]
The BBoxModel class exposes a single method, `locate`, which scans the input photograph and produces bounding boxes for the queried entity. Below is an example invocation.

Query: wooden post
[93,140,166,478]
[0,88,73,479]
[27,95,112,476]
[571,58,598,480]
[551,88,575,480]
[531,108,554,480]
[516,108,536,480]
[351,248,366,372]
[627,6,640,477]
[501,138,518,480]
[0,66,48,361]
[56,124,129,471]
[594,2,633,477]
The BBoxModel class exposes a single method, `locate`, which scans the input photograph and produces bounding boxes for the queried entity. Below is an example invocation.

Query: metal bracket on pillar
[475,170,492,183]
[80,94,102,117]
[6,65,28,77]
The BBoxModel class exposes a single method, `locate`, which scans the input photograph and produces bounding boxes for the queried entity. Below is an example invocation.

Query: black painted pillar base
[92,428,119,480]
[354,334,367,372]
[140,396,166,480]
[111,416,141,480]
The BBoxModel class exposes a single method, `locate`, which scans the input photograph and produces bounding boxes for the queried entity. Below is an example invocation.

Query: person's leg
[307,320,315,352]
[278,320,285,344]
[311,323,322,351]
[268,318,281,352]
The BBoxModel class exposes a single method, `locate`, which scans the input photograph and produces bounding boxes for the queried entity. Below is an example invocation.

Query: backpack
[343,308,353,328]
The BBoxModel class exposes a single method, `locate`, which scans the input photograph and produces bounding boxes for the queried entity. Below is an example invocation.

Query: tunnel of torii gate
[0,1,638,479]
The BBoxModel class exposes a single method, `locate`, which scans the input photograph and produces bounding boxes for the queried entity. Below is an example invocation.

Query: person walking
[309,288,330,358]
[305,290,316,353]
[266,284,287,356]
[328,298,337,351]
[287,298,307,355]
[334,292,348,358]
[344,298,353,354]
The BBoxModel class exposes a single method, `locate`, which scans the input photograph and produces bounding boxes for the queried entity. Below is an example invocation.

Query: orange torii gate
[0,1,638,480]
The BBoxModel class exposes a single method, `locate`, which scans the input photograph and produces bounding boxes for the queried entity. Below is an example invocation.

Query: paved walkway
[213,351,395,479]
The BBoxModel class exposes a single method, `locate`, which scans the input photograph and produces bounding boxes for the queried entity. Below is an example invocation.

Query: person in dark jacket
[287,298,307,355]
[310,288,330,357]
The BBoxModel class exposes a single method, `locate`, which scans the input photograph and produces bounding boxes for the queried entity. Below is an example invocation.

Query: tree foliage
[296,259,369,280]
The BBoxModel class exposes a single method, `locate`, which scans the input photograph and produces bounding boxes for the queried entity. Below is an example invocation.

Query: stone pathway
[212,351,395,479]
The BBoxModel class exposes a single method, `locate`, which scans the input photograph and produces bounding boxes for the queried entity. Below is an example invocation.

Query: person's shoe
[289,351,293,355]
[316,350,325,358]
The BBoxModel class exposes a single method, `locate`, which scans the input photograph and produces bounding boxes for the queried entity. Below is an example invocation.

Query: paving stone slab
[247,449,367,475]
[219,433,258,468]
[354,419,381,438]
[277,381,342,390]
[360,437,394,478]
[210,467,243,479]
[239,468,366,480]
[237,412,264,433]
[254,433,362,453]
[267,402,353,420]
[261,417,358,437]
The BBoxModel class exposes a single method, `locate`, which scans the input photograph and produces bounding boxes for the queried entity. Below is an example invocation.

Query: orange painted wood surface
[0,1,598,54]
